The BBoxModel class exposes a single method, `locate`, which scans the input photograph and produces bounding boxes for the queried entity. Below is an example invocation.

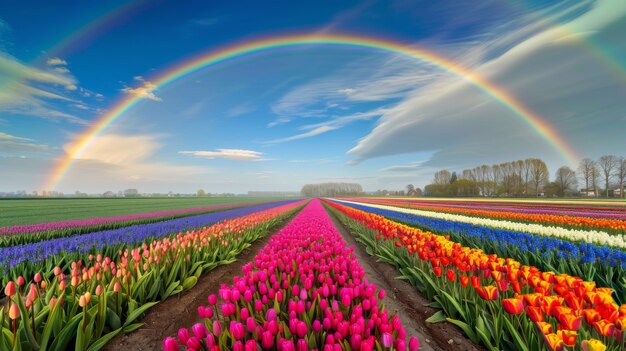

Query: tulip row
[324,200,626,351]
[1,200,298,280]
[163,199,420,351]
[0,201,269,247]
[350,198,626,219]
[0,200,305,351]
[335,199,626,249]
[332,200,626,304]
[347,198,626,232]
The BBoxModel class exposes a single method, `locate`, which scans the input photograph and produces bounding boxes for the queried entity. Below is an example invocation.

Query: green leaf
[425,311,447,323]
[446,318,479,343]
[122,323,144,333]
[85,328,122,351]
[50,313,83,351]
[503,317,529,351]
[182,276,198,290]
[106,308,121,330]
[15,295,40,350]
[122,301,158,327]
[438,289,466,321]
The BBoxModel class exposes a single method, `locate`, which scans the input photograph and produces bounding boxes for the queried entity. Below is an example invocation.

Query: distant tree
[598,155,618,197]
[406,184,415,194]
[196,189,206,197]
[300,182,363,197]
[577,158,598,195]
[616,157,626,198]
[433,170,451,185]
[415,187,423,196]
[554,166,578,197]
[124,189,139,197]
[449,172,458,184]
[529,159,549,197]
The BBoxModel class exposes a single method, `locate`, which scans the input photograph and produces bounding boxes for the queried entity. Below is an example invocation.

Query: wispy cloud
[347,0,626,169]
[0,132,49,153]
[179,149,272,161]
[227,103,256,118]
[0,54,87,124]
[46,57,67,66]
[381,161,425,172]
[121,76,161,101]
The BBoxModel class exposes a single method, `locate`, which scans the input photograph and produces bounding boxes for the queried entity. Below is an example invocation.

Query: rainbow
[43,33,581,190]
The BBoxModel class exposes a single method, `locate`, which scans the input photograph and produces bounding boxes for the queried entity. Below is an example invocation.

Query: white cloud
[265,126,337,144]
[46,57,67,66]
[121,76,161,101]
[179,149,270,161]
[347,0,626,169]
[269,55,440,127]
[0,53,86,123]
[0,132,49,153]
[381,161,425,172]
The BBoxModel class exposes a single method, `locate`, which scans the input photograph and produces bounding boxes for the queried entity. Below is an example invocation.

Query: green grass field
[0,197,292,227]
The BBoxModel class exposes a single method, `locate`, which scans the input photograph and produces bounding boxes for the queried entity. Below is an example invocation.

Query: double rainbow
[43,33,581,190]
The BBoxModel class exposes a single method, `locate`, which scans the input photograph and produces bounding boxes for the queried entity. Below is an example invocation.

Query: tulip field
[2,196,625,351]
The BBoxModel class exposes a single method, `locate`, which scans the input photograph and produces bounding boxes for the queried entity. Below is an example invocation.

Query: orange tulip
[502,298,524,315]
[557,313,583,331]
[543,333,563,351]
[476,285,499,301]
[526,306,544,322]
[593,319,615,337]
[560,330,577,347]
[4,281,15,297]
[537,321,553,334]
[460,275,469,287]
[8,303,19,320]
[583,309,601,324]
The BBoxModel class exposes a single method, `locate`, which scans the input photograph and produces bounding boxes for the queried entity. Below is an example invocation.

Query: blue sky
[1,0,625,193]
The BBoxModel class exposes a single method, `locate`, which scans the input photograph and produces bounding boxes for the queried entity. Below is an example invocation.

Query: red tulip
[526,306,544,322]
[502,298,524,315]
[557,313,583,331]
[560,330,577,347]
[446,269,456,282]
[476,285,499,301]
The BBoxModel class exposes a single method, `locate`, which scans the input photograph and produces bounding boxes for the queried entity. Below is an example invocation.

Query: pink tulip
[186,336,202,350]
[197,306,205,318]
[296,321,308,338]
[163,337,179,351]
[233,341,244,351]
[177,328,190,345]
[266,308,277,321]
[246,317,256,333]
[409,336,420,351]
[262,330,274,349]
[245,340,258,351]
[381,332,393,348]
[230,321,245,340]
[208,294,217,305]
[213,320,222,336]
[296,339,308,351]
[350,334,362,350]
[192,323,207,339]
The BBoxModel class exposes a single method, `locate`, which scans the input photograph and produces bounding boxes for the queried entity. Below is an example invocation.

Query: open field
[0,197,294,227]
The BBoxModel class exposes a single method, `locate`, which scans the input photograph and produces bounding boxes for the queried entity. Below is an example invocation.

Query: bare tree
[554,166,578,197]
[433,170,452,185]
[598,155,618,197]
[529,159,549,196]
[616,157,626,198]
[577,158,598,196]
[406,184,415,195]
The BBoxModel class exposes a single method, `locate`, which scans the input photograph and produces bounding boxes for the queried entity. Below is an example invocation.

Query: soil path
[104,218,292,351]
[324,207,485,351]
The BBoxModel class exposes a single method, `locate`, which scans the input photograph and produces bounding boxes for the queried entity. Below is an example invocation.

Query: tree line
[421,155,626,198]
[300,182,363,197]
